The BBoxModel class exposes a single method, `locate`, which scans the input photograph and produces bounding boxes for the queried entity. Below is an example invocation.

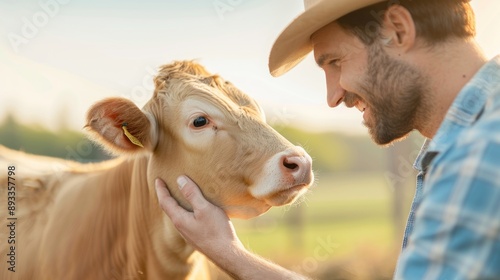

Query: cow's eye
[193,116,209,128]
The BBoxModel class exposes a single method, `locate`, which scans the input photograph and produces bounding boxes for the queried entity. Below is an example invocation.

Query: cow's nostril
[283,159,299,170]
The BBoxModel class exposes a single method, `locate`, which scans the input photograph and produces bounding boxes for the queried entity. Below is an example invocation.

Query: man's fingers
[177,176,211,211]
[155,178,189,220]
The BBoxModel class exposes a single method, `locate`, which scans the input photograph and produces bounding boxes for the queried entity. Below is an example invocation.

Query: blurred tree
[0,113,110,162]
[275,125,386,174]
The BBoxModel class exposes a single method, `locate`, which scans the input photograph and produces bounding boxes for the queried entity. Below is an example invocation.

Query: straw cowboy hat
[269,0,385,77]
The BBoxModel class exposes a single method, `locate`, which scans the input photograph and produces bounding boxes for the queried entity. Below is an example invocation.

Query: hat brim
[269,0,384,77]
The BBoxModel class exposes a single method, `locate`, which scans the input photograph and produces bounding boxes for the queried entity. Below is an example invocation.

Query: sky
[1,0,499,134]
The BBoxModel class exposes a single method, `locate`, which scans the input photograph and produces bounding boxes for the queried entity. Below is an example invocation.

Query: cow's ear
[85,97,158,155]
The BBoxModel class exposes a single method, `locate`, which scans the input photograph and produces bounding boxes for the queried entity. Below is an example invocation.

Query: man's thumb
[177,176,210,211]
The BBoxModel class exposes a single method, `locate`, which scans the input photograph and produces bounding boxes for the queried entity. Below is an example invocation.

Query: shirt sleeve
[394,128,500,279]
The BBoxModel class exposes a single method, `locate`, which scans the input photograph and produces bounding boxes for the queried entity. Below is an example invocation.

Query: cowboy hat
[269,0,385,77]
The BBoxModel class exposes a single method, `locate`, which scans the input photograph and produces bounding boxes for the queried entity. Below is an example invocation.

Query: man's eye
[193,116,209,127]
[329,59,341,67]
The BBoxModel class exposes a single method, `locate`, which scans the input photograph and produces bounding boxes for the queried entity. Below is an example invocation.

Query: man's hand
[155,176,309,280]
[154,176,242,259]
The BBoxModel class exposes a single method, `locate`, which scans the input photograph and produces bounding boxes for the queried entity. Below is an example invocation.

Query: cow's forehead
[153,61,264,120]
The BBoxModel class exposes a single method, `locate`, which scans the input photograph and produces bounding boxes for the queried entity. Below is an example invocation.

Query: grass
[231,172,413,279]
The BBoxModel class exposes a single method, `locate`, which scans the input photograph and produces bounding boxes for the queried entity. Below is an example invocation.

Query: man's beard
[346,43,428,145]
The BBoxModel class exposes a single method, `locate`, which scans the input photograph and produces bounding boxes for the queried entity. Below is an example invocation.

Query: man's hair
[337,0,476,46]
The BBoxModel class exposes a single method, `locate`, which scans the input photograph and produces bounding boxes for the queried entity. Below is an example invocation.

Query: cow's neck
[96,155,201,278]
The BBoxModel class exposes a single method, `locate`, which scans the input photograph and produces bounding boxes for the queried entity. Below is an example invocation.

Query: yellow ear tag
[122,123,144,148]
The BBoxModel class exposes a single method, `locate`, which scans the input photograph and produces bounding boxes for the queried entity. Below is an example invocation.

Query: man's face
[312,22,427,145]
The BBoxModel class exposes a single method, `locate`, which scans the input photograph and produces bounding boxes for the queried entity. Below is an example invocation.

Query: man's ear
[85,97,158,155]
[380,4,416,52]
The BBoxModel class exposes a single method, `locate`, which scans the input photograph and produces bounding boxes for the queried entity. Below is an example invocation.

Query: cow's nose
[280,150,313,185]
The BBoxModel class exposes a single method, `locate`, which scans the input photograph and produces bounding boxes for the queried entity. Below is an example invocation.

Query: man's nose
[326,79,346,108]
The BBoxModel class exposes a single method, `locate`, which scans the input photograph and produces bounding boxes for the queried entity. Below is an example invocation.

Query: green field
[232,172,414,279]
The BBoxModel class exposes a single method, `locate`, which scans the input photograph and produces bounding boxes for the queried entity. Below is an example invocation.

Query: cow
[0,60,314,280]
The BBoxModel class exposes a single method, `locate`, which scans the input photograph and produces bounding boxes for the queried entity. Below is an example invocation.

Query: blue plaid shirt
[394,56,500,279]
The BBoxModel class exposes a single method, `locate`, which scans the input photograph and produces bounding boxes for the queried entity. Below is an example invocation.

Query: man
[155,0,500,279]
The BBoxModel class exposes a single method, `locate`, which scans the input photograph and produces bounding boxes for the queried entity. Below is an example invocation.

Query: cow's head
[86,61,314,219]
